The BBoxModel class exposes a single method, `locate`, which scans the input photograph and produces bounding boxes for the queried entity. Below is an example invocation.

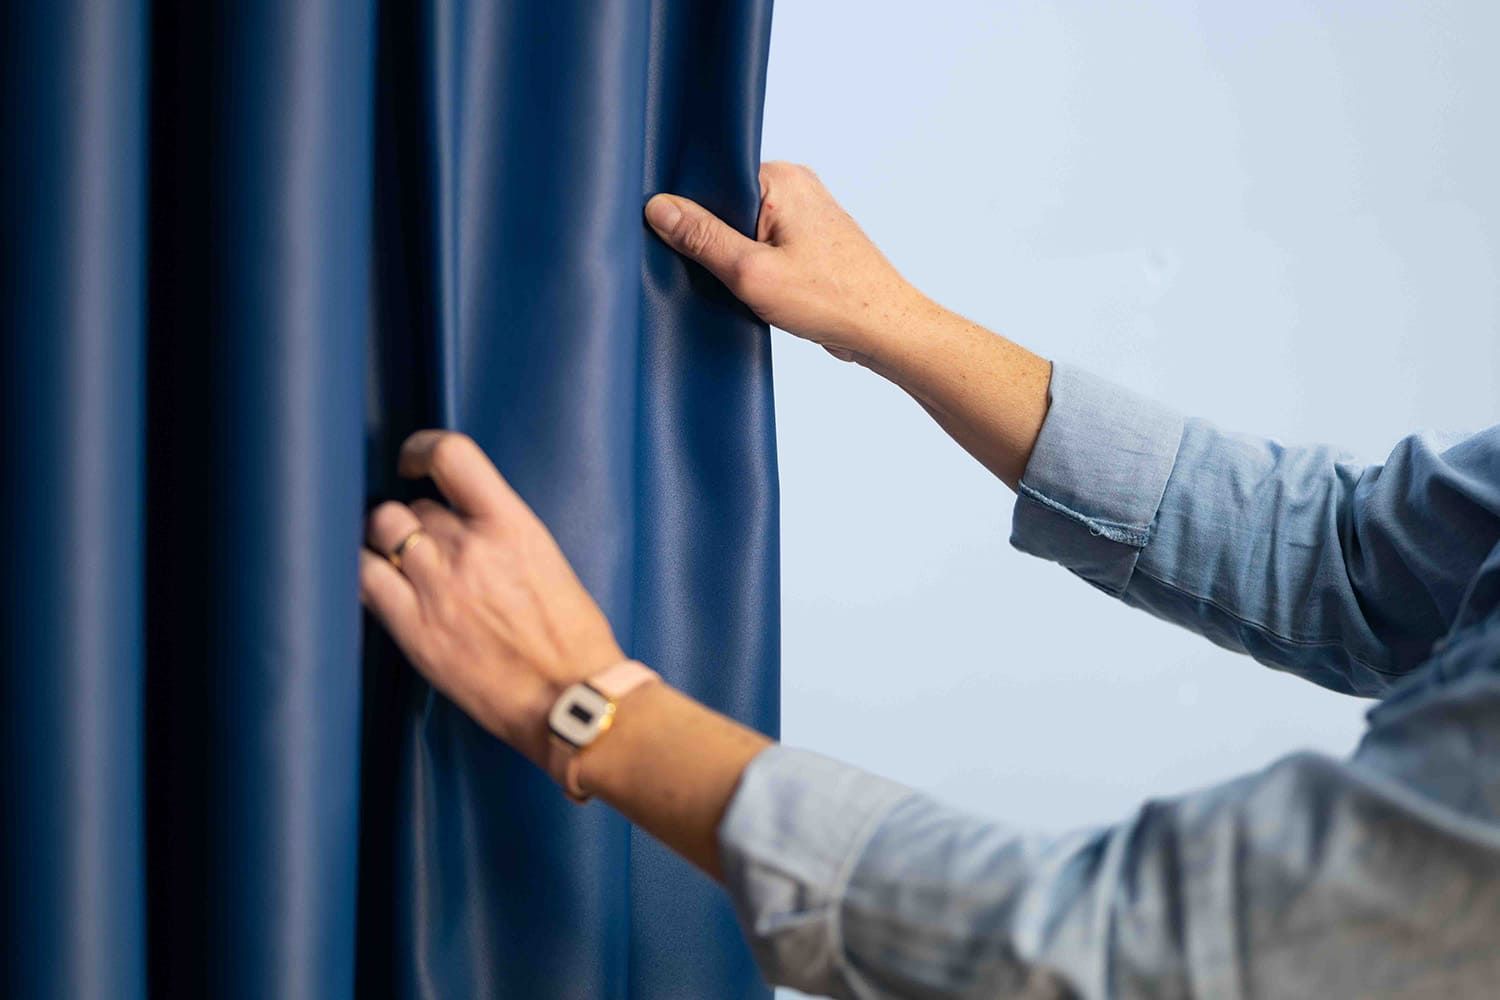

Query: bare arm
[644,162,1051,489]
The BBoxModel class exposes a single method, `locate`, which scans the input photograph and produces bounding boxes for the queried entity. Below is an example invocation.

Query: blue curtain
[1,1,778,997]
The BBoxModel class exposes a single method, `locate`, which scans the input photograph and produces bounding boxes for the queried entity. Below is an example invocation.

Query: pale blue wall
[762,0,1500,902]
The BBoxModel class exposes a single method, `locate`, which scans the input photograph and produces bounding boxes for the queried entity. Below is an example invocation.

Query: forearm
[853,289,1052,490]
[643,167,1052,491]
[574,680,772,881]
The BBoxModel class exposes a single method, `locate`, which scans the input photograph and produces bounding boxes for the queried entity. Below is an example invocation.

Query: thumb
[644,193,760,284]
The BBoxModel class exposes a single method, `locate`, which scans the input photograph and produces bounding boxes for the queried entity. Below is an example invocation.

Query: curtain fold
[1,1,777,997]
[3,3,150,996]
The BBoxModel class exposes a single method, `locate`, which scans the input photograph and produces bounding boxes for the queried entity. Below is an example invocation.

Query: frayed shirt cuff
[1011,363,1185,594]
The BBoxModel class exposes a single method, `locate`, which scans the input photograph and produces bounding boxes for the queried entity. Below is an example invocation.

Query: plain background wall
[760,1,1500,968]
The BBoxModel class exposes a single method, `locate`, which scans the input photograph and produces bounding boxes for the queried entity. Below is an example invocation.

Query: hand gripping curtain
[0,2,779,997]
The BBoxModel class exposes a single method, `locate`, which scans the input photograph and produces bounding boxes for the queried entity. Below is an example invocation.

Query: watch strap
[547,659,659,802]
[588,658,659,703]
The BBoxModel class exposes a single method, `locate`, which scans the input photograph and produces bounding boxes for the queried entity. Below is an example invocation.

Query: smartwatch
[546,659,659,802]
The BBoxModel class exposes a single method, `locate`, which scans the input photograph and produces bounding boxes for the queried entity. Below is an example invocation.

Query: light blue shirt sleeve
[1014,363,1500,696]
[717,364,1500,998]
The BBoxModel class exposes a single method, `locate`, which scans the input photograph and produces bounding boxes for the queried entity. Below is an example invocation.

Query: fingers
[367,500,446,591]
[410,498,466,549]
[358,549,425,651]
[397,431,523,523]
[644,193,766,286]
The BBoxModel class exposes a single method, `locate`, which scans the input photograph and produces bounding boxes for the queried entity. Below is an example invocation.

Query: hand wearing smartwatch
[359,429,771,879]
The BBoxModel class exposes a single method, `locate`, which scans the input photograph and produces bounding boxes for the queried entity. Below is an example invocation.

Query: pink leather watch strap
[588,659,659,702]
[547,659,660,802]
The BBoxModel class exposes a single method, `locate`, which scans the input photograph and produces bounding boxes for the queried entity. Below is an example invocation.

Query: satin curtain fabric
[1,1,778,996]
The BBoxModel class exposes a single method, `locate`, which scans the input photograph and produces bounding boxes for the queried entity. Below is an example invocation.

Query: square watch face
[548,683,612,748]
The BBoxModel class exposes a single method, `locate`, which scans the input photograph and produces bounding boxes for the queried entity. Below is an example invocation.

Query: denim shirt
[717,363,1500,998]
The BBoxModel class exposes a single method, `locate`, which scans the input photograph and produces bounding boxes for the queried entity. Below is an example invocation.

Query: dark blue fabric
[2,3,149,997]
[1,1,777,997]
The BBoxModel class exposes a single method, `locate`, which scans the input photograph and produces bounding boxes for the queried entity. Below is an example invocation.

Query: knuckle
[430,433,474,473]
[370,501,408,532]
[768,161,814,184]
[453,534,504,585]
[791,163,824,193]
[450,533,483,571]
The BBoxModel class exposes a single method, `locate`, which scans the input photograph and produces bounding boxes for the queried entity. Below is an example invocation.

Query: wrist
[487,639,628,768]
[540,657,661,801]
[574,682,773,879]
[487,672,563,768]
[542,636,629,715]
[570,677,672,801]
[843,285,944,380]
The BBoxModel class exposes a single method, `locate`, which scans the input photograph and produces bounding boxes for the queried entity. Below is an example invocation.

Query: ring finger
[367,500,447,593]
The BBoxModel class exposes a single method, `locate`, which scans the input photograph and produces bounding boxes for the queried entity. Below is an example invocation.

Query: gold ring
[388,529,428,571]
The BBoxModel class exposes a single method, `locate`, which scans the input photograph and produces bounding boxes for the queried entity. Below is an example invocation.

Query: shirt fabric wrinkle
[717,361,1500,998]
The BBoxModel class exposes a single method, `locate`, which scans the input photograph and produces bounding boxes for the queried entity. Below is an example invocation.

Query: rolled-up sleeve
[1010,364,1184,596]
[1011,363,1500,697]
[714,363,1500,996]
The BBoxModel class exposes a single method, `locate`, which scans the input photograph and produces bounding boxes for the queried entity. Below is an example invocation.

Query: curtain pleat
[3,3,149,997]
[1,1,776,997]
[140,2,374,996]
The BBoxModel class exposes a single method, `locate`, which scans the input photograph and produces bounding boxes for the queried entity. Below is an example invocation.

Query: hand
[360,431,626,767]
[645,162,919,363]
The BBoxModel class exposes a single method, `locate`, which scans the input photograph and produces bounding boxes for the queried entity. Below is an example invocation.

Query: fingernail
[645,195,682,233]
